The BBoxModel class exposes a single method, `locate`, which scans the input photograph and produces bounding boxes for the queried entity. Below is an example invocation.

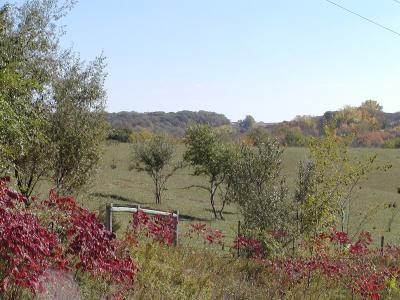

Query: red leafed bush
[0,179,65,295]
[45,191,138,286]
[233,235,264,258]
[131,210,177,245]
[186,223,224,244]
[268,229,399,299]
[0,177,138,296]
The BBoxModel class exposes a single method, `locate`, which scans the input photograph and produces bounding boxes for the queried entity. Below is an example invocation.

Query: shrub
[107,128,133,143]
[0,177,138,298]
[45,191,138,286]
[383,137,400,149]
[225,138,291,240]
[131,210,177,245]
[186,223,224,245]
[0,177,65,298]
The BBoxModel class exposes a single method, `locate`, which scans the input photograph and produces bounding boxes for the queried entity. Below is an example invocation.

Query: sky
[55,0,400,122]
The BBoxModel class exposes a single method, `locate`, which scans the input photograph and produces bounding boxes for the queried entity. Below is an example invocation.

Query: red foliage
[0,178,137,296]
[0,179,65,294]
[131,210,177,245]
[45,192,138,286]
[186,223,224,244]
[233,235,264,258]
[267,229,398,299]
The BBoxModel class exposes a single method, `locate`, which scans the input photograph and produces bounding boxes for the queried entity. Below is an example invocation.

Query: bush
[0,177,138,299]
[0,178,65,299]
[107,128,133,143]
[383,137,400,149]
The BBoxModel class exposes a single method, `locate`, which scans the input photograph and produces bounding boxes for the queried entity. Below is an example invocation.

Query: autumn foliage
[0,178,65,294]
[0,177,137,298]
[131,210,177,245]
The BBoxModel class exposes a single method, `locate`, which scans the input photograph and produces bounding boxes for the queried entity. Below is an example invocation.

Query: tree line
[108,101,400,148]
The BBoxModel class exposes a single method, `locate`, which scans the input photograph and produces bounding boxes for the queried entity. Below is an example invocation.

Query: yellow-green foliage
[298,126,385,237]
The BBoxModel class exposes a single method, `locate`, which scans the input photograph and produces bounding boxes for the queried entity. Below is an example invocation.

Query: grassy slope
[37,143,400,245]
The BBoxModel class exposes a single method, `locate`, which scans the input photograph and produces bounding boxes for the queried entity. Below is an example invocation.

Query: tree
[284,127,306,146]
[50,54,107,195]
[0,1,107,197]
[133,135,180,204]
[184,124,233,219]
[225,138,291,236]
[246,127,271,146]
[0,0,67,196]
[238,115,256,133]
[294,126,387,239]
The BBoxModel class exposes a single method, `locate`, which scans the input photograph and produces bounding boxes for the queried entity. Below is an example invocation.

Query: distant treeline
[106,101,400,148]
[107,110,230,137]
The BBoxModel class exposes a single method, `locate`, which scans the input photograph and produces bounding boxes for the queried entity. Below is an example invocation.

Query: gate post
[173,210,179,246]
[106,203,113,232]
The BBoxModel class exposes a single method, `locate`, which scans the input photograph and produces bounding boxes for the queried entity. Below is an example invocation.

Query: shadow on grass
[90,192,152,205]
[204,208,238,215]
[179,214,210,222]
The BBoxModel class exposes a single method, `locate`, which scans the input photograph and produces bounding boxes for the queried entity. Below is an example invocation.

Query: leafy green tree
[295,126,388,238]
[133,135,180,204]
[184,124,233,219]
[247,127,271,146]
[284,127,306,146]
[0,0,107,198]
[238,115,256,133]
[225,138,291,235]
[0,1,65,195]
[50,54,107,195]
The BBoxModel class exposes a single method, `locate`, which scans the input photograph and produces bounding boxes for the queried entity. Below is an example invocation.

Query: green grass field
[37,142,400,246]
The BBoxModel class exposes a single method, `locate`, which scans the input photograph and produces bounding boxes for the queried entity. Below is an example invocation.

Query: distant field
[36,143,400,245]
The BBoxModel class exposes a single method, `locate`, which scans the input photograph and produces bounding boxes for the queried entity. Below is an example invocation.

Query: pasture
[40,142,400,246]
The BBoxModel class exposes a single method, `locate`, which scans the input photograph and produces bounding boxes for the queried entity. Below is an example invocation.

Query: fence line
[105,203,179,245]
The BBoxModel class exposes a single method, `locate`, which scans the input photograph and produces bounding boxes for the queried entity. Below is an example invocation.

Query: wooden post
[173,210,179,246]
[237,220,241,257]
[380,235,385,257]
[106,203,113,232]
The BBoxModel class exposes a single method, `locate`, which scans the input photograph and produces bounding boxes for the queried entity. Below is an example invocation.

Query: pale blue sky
[58,0,400,122]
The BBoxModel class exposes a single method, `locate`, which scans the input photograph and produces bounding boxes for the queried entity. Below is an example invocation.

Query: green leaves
[225,139,291,235]
[0,1,107,196]
[296,126,383,237]
[133,135,178,204]
[184,124,235,219]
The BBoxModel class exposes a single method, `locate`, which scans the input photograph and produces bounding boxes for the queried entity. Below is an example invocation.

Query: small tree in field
[295,126,389,239]
[225,138,291,236]
[133,135,180,204]
[184,124,233,219]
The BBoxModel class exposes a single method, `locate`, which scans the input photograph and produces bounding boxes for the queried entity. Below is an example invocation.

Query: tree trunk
[155,178,161,204]
[210,181,218,219]
[218,198,226,220]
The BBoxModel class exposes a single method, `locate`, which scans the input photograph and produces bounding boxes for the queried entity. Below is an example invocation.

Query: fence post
[380,235,385,257]
[173,210,179,246]
[237,220,241,257]
[105,203,113,232]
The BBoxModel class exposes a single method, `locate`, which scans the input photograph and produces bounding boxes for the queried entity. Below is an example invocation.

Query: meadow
[51,142,400,247]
